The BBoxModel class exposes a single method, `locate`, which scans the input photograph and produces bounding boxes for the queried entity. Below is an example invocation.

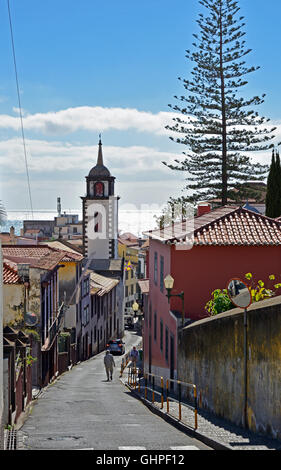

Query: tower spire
[97,134,103,166]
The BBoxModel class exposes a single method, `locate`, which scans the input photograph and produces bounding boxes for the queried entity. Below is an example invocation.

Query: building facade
[2,245,71,388]
[81,137,119,260]
[143,205,281,385]
[81,137,125,339]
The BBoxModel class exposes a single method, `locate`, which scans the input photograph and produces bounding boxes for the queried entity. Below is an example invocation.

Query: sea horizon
[1,208,162,237]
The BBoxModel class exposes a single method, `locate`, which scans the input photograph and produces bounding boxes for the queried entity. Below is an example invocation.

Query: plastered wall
[178,296,281,441]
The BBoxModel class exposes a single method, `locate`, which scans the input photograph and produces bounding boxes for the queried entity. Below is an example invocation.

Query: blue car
[106,339,125,355]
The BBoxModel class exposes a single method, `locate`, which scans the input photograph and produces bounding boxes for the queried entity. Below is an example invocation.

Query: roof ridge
[194,206,281,236]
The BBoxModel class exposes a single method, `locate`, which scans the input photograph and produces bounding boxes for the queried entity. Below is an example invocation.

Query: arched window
[94,211,102,233]
[94,182,104,197]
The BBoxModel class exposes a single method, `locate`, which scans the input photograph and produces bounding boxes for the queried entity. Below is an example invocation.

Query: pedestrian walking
[130,346,139,369]
[104,350,115,381]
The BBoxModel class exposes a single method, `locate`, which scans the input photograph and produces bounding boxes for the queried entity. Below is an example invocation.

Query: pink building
[143,205,281,383]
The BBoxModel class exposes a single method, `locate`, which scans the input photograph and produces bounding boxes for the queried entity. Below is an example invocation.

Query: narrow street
[19,330,211,451]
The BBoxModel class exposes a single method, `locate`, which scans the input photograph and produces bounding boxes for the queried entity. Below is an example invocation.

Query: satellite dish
[24,311,38,327]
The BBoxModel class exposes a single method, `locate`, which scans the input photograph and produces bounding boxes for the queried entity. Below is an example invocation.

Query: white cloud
[0,106,178,136]
[0,138,182,175]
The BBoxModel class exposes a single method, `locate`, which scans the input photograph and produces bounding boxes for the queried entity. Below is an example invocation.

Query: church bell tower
[81,136,119,260]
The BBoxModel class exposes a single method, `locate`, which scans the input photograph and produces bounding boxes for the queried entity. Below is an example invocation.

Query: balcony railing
[42,303,65,351]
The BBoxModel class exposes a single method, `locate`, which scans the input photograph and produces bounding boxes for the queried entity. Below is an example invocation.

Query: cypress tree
[164,0,276,207]
[265,150,279,218]
[275,150,281,216]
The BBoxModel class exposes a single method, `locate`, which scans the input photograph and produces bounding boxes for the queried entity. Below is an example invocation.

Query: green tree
[275,150,281,216]
[265,149,281,218]
[164,0,275,207]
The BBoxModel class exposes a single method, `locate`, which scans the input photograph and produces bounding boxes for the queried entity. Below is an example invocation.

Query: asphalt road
[20,329,211,451]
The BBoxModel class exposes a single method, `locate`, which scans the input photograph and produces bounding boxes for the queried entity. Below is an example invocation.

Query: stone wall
[178,296,281,441]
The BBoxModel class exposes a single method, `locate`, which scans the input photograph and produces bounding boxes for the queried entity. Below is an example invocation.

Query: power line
[7,0,34,219]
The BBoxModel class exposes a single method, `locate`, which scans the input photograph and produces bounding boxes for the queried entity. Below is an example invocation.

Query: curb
[120,378,232,451]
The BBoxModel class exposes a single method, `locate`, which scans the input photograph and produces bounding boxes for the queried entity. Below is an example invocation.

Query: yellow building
[40,240,84,330]
[118,233,140,311]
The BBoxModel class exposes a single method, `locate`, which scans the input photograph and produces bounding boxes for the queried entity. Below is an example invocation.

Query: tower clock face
[95,182,104,196]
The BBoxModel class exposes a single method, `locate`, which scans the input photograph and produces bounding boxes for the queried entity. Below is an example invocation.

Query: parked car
[106,339,125,355]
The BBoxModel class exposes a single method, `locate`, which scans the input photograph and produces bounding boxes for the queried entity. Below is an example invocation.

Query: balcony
[41,303,65,352]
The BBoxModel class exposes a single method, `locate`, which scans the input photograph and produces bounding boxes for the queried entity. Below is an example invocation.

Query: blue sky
[0,0,281,214]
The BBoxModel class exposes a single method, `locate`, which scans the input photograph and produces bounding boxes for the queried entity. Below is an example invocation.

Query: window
[154,312,157,341]
[94,182,104,197]
[165,326,169,362]
[83,305,89,325]
[83,278,89,296]
[160,320,163,352]
[94,212,102,233]
[160,256,164,292]
[154,252,158,285]
[96,297,100,319]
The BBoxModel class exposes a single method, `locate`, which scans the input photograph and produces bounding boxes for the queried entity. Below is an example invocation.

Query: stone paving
[120,364,281,451]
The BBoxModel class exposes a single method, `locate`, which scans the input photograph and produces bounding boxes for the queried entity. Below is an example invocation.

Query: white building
[81,137,124,337]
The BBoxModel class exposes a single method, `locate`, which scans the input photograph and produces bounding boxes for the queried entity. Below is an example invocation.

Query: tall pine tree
[164,0,276,207]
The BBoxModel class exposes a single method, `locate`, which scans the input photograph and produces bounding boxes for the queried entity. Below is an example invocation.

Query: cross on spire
[97,134,103,166]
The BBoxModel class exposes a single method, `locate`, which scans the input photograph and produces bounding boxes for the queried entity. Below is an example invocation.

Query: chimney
[197,203,211,217]
[10,226,15,244]
[57,197,61,217]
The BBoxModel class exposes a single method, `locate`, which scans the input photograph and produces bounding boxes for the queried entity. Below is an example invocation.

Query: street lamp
[132,301,139,317]
[164,274,185,328]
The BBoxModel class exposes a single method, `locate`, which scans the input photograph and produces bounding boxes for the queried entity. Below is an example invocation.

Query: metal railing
[127,365,142,389]
[165,376,198,430]
[126,370,198,431]
[120,352,130,376]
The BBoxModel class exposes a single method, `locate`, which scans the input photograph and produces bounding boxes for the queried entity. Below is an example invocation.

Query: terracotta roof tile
[143,206,281,247]
[3,263,22,284]
[2,245,66,271]
[40,241,84,261]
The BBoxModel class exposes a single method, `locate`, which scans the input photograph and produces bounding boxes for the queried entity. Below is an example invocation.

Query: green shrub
[205,289,235,316]
[205,273,281,316]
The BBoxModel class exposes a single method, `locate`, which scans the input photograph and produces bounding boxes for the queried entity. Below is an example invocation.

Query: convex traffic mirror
[227,278,252,309]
